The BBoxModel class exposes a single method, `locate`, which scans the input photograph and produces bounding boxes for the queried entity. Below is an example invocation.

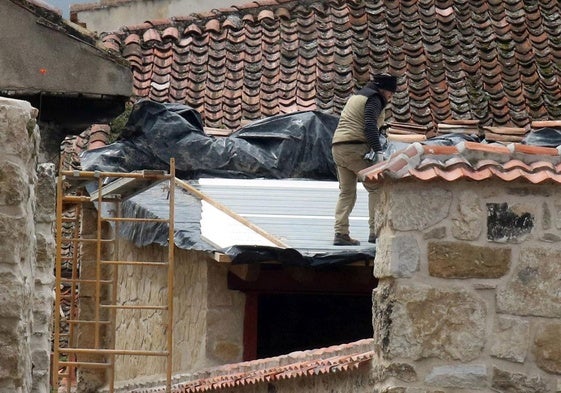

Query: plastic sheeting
[80,100,378,267]
[522,128,561,147]
[81,100,340,180]
[79,100,486,267]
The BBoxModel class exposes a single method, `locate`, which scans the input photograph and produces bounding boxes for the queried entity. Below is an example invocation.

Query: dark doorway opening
[256,293,372,359]
[229,264,377,360]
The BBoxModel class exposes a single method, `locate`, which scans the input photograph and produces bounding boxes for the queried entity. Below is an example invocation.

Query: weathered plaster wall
[113,243,245,385]
[72,0,248,33]
[372,179,561,392]
[0,1,131,96]
[0,97,55,393]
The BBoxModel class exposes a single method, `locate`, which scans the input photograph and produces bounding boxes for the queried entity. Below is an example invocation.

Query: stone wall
[112,242,245,386]
[0,97,55,393]
[372,179,561,392]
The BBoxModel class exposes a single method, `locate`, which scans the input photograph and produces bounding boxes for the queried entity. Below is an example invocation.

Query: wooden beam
[229,264,261,282]
[213,252,232,263]
[228,265,377,295]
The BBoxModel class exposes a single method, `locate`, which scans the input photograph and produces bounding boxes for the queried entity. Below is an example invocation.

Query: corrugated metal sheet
[118,178,375,265]
[192,178,373,253]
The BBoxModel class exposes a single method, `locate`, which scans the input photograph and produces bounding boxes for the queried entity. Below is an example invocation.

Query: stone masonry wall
[372,179,561,392]
[112,242,245,388]
[0,97,55,393]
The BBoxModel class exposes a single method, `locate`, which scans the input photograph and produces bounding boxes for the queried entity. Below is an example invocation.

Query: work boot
[368,233,377,244]
[333,233,360,246]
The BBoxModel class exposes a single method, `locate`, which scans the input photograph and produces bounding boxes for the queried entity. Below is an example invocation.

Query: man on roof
[331,73,398,246]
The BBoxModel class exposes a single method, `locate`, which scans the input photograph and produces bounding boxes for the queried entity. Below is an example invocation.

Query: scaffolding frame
[52,159,176,392]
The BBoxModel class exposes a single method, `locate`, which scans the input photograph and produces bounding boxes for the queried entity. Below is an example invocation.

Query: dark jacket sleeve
[364,95,384,152]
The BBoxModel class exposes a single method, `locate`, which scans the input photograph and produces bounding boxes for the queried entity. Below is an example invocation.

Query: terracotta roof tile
[130,339,374,393]
[360,139,561,184]
[100,0,561,130]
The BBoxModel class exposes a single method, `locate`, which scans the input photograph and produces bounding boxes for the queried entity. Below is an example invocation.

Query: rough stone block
[374,234,420,278]
[425,364,487,389]
[543,201,551,230]
[374,282,486,361]
[0,214,31,264]
[497,247,561,317]
[554,196,561,230]
[534,322,561,374]
[0,98,36,159]
[0,161,29,206]
[0,340,20,379]
[0,272,26,319]
[423,227,446,240]
[490,315,529,363]
[487,202,534,243]
[34,231,55,269]
[541,233,561,243]
[34,163,55,223]
[491,367,548,392]
[451,190,483,240]
[428,241,510,278]
[31,347,50,367]
[388,187,451,231]
[371,361,417,383]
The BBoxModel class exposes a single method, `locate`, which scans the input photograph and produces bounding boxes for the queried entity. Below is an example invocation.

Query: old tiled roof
[359,139,561,184]
[100,0,561,131]
[129,339,374,393]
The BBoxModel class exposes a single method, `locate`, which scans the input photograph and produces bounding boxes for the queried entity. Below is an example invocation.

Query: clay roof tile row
[130,339,374,393]
[359,139,561,184]
[98,0,561,131]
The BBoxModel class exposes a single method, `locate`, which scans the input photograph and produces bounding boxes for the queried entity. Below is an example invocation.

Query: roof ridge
[96,0,345,34]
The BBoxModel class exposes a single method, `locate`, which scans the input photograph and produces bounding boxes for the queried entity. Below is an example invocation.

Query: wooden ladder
[52,159,176,392]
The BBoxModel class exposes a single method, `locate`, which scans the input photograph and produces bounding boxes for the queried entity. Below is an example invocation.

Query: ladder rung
[62,238,114,243]
[61,169,169,180]
[100,305,168,310]
[62,196,92,203]
[61,217,79,222]
[100,217,170,223]
[66,320,111,325]
[58,348,169,356]
[101,260,168,267]
[59,361,112,368]
[60,279,113,285]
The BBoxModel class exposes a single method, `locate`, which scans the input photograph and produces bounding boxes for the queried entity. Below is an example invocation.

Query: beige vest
[332,94,385,144]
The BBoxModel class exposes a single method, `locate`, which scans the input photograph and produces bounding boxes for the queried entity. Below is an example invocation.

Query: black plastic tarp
[81,100,339,180]
[521,128,561,147]
[80,100,377,267]
[79,100,488,267]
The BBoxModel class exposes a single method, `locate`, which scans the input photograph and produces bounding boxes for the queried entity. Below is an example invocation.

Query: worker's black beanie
[373,74,398,92]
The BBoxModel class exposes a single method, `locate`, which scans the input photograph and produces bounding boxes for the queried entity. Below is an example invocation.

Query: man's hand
[363,149,384,163]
